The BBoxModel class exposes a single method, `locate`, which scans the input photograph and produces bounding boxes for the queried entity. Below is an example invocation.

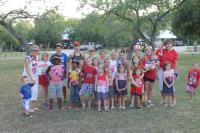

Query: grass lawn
[1,54,200,133]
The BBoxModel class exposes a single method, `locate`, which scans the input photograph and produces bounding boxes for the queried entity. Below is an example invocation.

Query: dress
[163,69,174,94]
[116,72,127,95]
[185,69,200,93]
[131,75,144,96]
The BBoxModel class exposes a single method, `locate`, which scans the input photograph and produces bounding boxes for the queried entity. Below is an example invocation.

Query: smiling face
[31,50,39,58]
[42,53,49,61]
[99,51,105,59]
[132,56,140,64]
[55,46,62,54]
[145,47,153,56]
[92,58,99,66]
[53,58,60,65]
[119,65,125,73]
[165,63,171,70]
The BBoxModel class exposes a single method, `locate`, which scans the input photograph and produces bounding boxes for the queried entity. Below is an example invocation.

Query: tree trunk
[194,42,197,52]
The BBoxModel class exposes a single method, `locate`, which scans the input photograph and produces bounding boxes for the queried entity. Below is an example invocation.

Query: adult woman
[22,45,40,112]
[141,47,159,108]
[161,39,178,106]
[68,41,85,69]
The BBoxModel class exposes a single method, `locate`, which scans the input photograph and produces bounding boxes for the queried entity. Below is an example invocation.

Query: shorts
[49,83,63,99]
[144,76,155,83]
[22,99,30,111]
[39,75,49,87]
[97,92,108,100]
[79,84,94,96]
[62,78,68,87]
[108,86,115,98]
[70,85,80,103]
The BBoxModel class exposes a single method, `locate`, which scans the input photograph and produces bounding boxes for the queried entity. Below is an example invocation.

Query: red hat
[74,41,80,46]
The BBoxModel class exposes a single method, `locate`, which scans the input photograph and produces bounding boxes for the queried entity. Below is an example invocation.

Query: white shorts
[22,99,30,110]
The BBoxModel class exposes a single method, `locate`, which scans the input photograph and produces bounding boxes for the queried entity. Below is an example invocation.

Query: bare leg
[63,86,67,102]
[57,98,62,109]
[49,99,54,110]
[130,95,135,108]
[148,82,154,102]
[136,95,141,108]
[98,100,101,111]
[122,96,126,109]
[79,94,85,108]
[165,95,168,107]
[111,98,114,109]
[103,100,108,111]
[172,93,176,106]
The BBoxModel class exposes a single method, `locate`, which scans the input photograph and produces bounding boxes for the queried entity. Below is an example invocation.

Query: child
[105,66,115,110]
[116,64,128,109]
[38,52,51,107]
[68,60,81,109]
[18,76,34,117]
[163,62,175,107]
[46,55,65,111]
[92,58,99,70]
[95,67,109,111]
[79,59,97,109]
[130,67,144,109]
[185,62,200,102]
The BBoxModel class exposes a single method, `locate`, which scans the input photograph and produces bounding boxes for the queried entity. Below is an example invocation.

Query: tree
[172,0,200,51]
[79,0,187,49]
[69,12,136,48]
[32,9,67,49]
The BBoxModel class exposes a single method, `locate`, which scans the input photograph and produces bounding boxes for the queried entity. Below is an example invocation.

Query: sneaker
[119,106,122,109]
[111,106,115,110]
[105,108,109,112]
[122,106,126,110]
[170,104,174,108]
[25,114,32,118]
[34,108,40,111]
[28,109,34,113]
[136,107,142,110]
[98,108,101,112]
[48,109,53,112]
[165,104,168,107]
[42,102,49,108]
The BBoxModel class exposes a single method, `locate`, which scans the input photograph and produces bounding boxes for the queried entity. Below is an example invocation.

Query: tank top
[71,52,84,62]
[97,73,107,88]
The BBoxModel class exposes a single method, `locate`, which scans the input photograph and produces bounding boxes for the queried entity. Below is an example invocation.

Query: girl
[105,65,115,110]
[116,64,128,109]
[185,62,200,102]
[68,59,81,109]
[130,67,144,109]
[92,58,99,70]
[96,67,109,112]
[38,52,51,107]
[163,62,175,107]
[129,55,144,108]
[46,55,65,111]
[141,47,159,108]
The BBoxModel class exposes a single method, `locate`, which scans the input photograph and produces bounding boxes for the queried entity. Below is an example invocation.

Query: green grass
[1,54,200,133]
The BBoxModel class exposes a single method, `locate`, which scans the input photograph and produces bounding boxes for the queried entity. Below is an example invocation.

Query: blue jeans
[70,85,80,103]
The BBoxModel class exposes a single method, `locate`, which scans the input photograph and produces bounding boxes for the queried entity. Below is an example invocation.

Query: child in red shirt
[130,66,144,109]
[185,62,200,102]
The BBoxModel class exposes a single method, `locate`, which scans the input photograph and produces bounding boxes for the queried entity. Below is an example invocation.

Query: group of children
[18,46,200,117]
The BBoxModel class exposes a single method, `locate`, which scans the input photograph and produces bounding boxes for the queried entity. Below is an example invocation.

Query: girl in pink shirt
[46,55,65,111]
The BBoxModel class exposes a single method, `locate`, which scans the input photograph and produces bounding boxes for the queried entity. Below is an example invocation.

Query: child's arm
[123,75,128,91]
[163,72,170,88]
[129,70,138,87]
[115,75,120,91]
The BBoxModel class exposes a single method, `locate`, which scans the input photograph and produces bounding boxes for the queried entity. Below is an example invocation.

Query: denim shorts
[49,83,63,99]
[79,84,94,96]
[108,86,115,98]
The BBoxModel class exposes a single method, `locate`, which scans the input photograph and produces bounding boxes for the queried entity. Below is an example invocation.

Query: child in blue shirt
[19,76,34,117]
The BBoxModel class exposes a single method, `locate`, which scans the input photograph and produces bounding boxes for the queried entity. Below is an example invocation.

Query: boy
[19,76,34,117]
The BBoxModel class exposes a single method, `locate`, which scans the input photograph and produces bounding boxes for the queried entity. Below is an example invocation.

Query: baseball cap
[73,41,80,46]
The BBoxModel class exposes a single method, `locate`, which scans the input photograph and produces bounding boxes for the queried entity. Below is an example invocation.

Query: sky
[0,0,93,18]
